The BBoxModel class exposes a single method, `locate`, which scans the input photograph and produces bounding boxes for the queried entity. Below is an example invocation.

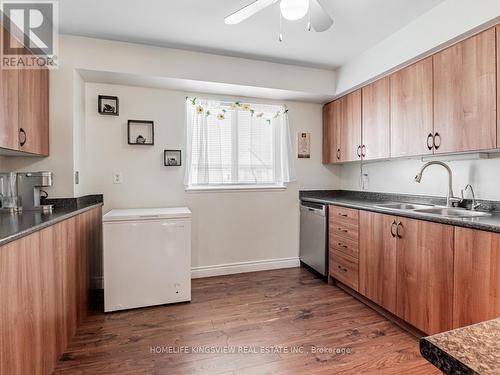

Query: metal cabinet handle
[19,128,27,147]
[361,145,366,157]
[338,213,348,217]
[396,222,403,239]
[390,220,397,238]
[434,132,441,150]
[336,148,341,160]
[357,145,361,158]
[426,133,433,150]
[337,265,348,273]
[337,228,348,233]
[337,242,348,249]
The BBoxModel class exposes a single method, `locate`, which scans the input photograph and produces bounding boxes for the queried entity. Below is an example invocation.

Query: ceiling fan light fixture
[280,0,309,21]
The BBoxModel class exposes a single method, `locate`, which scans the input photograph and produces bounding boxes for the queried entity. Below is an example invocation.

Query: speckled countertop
[300,190,500,234]
[420,318,500,374]
[0,195,103,247]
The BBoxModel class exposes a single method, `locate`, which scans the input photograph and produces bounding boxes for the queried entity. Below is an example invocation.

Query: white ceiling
[59,0,445,69]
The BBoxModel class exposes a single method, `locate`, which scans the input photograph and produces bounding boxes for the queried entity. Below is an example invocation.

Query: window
[185,98,295,190]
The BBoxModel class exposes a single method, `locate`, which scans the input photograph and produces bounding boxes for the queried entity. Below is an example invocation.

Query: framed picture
[298,132,311,158]
[127,120,154,145]
[164,150,181,166]
[98,95,119,116]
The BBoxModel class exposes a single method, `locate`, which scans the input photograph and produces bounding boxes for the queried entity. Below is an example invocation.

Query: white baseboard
[191,257,300,279]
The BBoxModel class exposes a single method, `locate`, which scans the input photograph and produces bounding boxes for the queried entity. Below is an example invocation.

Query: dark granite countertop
[300,190,500,233]
[0,195,103,247]
[420,318,500,374]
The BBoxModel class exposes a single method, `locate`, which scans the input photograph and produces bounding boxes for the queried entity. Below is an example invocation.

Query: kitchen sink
[375,203,435,210]
[413,207,491,218]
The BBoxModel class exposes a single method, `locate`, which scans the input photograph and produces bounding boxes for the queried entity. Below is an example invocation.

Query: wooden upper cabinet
[322,102,336,163]
[497,25,500,147]
[433,28,496,153]
[339,89,362,162]
[453,227,500,329]
[0,68,19,151]
[361,77,390,160]
[396,218,454,334]
[390,57,433,158]
[18,68,49,155]
[359,211,397,314]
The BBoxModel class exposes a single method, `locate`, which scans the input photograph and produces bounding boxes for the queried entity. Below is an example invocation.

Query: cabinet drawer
[330,250,359,291]
[329,205,359,227]
[330,235,359,259]
[329,223,359,242]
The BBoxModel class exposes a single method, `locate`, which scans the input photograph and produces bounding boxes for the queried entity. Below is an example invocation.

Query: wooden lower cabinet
[395,217,454,334]
[359,211,397,314]
[453,227,500,328]
[357,211,454,335]
[0,206,102,375]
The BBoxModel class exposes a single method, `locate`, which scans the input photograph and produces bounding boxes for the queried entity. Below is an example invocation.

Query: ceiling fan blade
[309,0,333,32]
[225,0,277,25]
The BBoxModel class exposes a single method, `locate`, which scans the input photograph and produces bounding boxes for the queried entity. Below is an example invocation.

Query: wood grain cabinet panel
[0,206,102,375]
[0,68,19,150]
[433,28,496,153]
[359,211,397,314]
[453,227,500,328]
[497,25,500,147]
[396,218,454,335]
[330,249,359,291]
[390,57,433,158]
[322,102,336,163]
[339,90,362,162]
[361,77,390,160]
[18,68,49,155]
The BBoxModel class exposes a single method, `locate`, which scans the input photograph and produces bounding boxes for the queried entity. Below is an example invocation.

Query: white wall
[2,35,336,198]
[335,0,500,94]
[340,157,500,201]
[84,83,339,269]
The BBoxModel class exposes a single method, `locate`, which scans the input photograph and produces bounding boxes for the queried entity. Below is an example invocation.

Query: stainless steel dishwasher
[299,201,328,278]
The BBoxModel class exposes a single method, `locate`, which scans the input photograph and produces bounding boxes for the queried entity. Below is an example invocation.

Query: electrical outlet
[112,172,123,184]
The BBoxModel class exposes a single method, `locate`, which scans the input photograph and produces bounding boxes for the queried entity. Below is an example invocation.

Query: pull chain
[279,11,283,42]
[307,6,311,31]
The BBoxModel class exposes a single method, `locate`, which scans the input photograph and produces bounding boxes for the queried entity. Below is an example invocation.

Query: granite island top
[0,195,103,247]
[300,190,500,234]
[420,319,500,374]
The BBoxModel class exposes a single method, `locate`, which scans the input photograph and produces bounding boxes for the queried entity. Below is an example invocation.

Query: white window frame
[185,99,288,192]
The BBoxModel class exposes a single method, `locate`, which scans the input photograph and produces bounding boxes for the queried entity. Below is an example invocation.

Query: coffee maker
[0,172,53,213]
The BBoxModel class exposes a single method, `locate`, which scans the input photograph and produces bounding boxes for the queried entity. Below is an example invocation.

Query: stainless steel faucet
[461,184,481,210]
[414,161,461,207]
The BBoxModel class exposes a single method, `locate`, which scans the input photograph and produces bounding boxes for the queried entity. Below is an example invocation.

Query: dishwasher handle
[300,203,326,216]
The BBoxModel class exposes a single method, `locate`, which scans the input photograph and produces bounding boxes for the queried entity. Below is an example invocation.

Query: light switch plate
[112,172,123,184]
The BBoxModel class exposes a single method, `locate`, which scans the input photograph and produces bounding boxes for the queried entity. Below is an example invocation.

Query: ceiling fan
[225,0,334,40]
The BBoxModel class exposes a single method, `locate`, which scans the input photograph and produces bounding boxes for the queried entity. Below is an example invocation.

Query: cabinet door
[322,102,336,163]
[390,57,433,158]
[433,28,496,153]
[0,26,19,151]
[396,217,454,334]
[0,68,19,150]
[497,25,500,147]
[453,227,500,328]
[339,90,362,162]
[359,211,397,314]
[361,77,390,160]
[18,68,49,155]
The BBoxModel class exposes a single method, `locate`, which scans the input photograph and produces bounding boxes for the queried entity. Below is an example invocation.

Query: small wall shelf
[164,150,181,166]
[98,95,119,116]
[127,120,154,145]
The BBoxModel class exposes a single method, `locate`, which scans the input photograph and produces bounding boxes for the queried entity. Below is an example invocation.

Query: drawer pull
[337,242,348,248]
[337,228,348,233]
[337,265,348,273]
[338,213,348,217]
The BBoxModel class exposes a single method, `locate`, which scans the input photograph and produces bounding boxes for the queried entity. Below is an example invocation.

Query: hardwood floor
[53,267,439,374]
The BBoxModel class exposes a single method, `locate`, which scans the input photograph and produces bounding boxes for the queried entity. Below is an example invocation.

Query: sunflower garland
[189,97,287,124]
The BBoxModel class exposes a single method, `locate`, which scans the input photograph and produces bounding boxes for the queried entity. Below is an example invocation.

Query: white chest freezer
[103,207,191,312]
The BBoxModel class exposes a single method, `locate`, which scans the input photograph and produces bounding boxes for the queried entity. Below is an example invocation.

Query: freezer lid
[103,207,192,222]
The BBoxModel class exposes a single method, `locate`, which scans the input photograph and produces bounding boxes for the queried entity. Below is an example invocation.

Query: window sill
[185,184,287,193]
